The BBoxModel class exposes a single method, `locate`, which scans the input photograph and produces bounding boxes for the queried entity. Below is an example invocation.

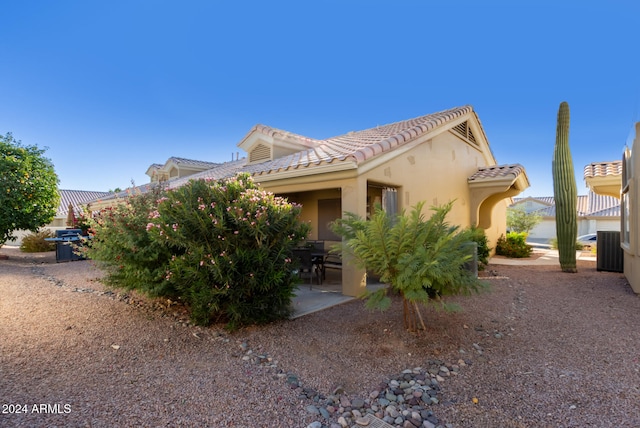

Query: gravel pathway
[1,247,640,427]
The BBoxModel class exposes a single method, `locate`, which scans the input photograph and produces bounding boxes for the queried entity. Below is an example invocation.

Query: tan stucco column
[623,178,638,292]
[469,176,526,229]
[340,178,368,297]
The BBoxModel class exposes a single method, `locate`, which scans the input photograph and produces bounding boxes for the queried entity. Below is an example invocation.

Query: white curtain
[381,188,398,221]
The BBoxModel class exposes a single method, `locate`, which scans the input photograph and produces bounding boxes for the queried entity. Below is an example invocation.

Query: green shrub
[85,173,310,330]
[495,232,533,258]
[20,230,55,252]
[331,201,487,332]
[466,225,491,271]
[149,174,310,329]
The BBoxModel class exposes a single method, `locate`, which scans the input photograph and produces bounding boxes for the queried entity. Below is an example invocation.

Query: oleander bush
[83,173,310,330]
[20,230,55,252]
[148,174,310,329]
[495,232,533,258]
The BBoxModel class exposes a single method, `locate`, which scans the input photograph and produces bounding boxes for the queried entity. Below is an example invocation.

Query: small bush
[496,232,533,258]
[20,230,55,252]
[467,226,491,270]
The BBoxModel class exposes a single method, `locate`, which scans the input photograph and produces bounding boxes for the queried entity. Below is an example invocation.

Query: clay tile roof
[587,192,620,216]
[511,191,619,218]
[468,164,526,181]
[167,157,221,169]
[58,189,112,217]
[325,105,473,163]
[248,125,321,148]
[248,105,474,175]
[584,161,622,178]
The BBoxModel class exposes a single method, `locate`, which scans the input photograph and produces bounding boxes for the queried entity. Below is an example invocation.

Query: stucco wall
[359,130,507,249]
[623,123,640,293]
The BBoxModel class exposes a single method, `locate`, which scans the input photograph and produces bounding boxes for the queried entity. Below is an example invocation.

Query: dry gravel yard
[1,246,640,428]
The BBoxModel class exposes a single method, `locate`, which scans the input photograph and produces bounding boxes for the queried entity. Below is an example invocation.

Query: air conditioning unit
[597,231,623,272]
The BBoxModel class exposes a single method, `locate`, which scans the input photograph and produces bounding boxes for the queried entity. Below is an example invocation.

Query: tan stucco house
[587,124,640,293]
[92,105,531,296]
[511,192,620,244]
[146,157,222,183]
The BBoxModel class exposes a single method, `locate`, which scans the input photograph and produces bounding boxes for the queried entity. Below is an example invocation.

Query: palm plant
[331,201,487,332]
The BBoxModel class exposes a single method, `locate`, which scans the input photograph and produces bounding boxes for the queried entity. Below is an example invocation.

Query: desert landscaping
[1,247,640,428]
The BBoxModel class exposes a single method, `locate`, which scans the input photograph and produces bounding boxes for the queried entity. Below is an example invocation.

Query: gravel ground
[1,247,640,428]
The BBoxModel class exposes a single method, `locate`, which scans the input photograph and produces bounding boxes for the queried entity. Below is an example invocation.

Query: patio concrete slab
[290,280,387,319]
[290,287,355,318]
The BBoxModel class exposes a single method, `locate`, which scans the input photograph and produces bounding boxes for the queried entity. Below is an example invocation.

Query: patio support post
[340,179,368,297]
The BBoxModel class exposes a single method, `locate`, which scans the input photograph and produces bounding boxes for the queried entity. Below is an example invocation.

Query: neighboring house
[511,191,620,244]
[87,105,531,296]
[584,160,623,198]
[587,125,640,294]
[52,190,114,228]
[11,189,112,246]
[146,157,222,184]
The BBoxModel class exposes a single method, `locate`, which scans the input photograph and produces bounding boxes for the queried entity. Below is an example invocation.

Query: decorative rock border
[238,339,463,428]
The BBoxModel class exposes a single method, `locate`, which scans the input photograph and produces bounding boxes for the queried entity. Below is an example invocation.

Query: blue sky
[1,1,639,197]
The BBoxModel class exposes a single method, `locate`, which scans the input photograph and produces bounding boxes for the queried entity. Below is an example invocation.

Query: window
[622,191,630,245]
[621,148,631,246]
[382,187,398,222]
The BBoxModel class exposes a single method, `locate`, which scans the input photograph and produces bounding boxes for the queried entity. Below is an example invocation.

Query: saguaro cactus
[552,101,578,273]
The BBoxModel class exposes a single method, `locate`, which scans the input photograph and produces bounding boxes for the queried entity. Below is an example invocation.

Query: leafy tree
[0,133,59,246]
[331,201,487,332]
[507,205,542,235]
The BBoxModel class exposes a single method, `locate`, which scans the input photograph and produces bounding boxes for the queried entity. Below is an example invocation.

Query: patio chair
[306,240,325,286]
[322,253,342,280]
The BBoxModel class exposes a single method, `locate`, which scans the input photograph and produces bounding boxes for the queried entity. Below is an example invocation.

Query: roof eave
[250,160,357,182]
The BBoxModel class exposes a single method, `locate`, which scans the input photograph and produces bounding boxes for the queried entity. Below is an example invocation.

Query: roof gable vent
[451,121,478,145]
[249,143,271,163]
